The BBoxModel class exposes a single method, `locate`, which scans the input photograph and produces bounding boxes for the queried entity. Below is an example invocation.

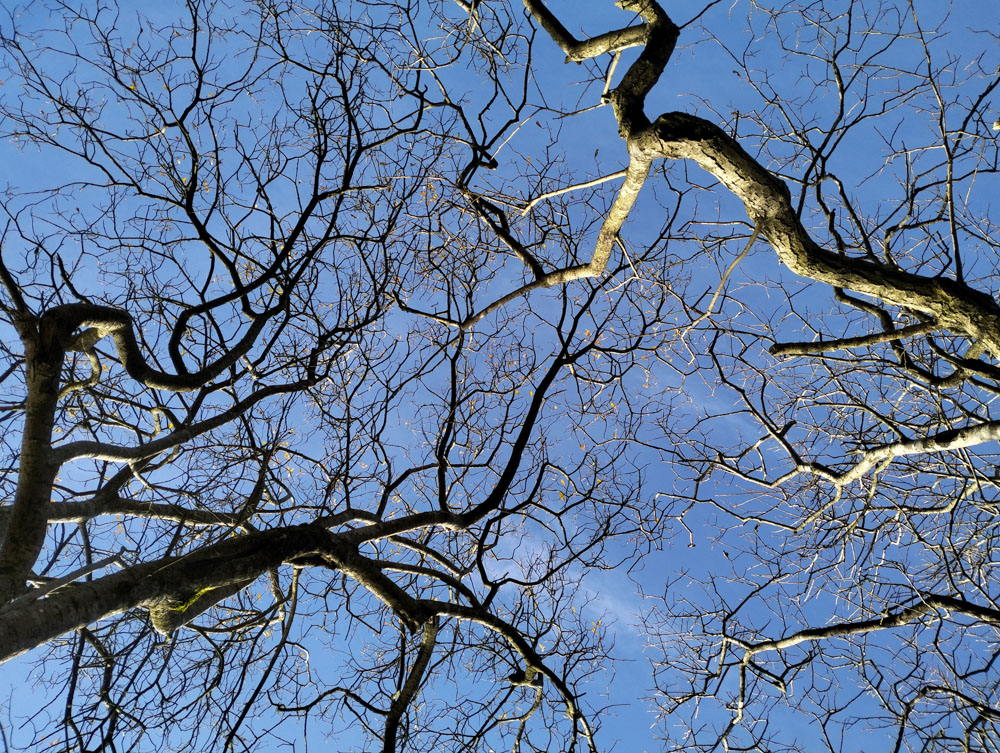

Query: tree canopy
[2,1,1000,751]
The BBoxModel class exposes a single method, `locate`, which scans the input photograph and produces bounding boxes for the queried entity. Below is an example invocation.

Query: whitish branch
[737,593,1000,658]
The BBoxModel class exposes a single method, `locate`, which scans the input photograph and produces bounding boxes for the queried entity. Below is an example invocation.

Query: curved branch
[633,111,1000,355]
[53,303,271,393]
[426,601,598,752]
[521,0,649,62]
[518,0,1000,359]
[51,377,319,465]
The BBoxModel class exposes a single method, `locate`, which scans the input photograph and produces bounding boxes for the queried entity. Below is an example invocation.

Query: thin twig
[682,224,761,340]
[521,170,628,216]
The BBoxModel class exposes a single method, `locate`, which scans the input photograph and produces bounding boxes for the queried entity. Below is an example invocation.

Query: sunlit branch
[771,320,939,356]
[520,169,628,216]
[736,593,1000,658]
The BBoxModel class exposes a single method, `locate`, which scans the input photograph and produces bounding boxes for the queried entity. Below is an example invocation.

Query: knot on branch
[507,666,544,687]
[146,578,253,635]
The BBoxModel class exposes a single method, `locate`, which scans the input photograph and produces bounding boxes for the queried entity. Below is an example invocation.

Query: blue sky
[3,0,1000,752]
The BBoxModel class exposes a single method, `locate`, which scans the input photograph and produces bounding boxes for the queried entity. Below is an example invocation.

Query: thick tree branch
[521,0,649,62]
[632,112,1000,355]
[382,618,439,753]
[0,312,65,602]
[0,523,334,662]
[518,0,1000,360]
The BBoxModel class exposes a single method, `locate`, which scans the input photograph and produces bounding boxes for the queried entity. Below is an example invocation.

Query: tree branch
[740,593,1000,658]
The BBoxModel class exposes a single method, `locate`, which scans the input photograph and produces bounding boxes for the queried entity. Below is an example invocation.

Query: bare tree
[0,1,665,750]
[3,0,1000,751]
[586,2,1000,751]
